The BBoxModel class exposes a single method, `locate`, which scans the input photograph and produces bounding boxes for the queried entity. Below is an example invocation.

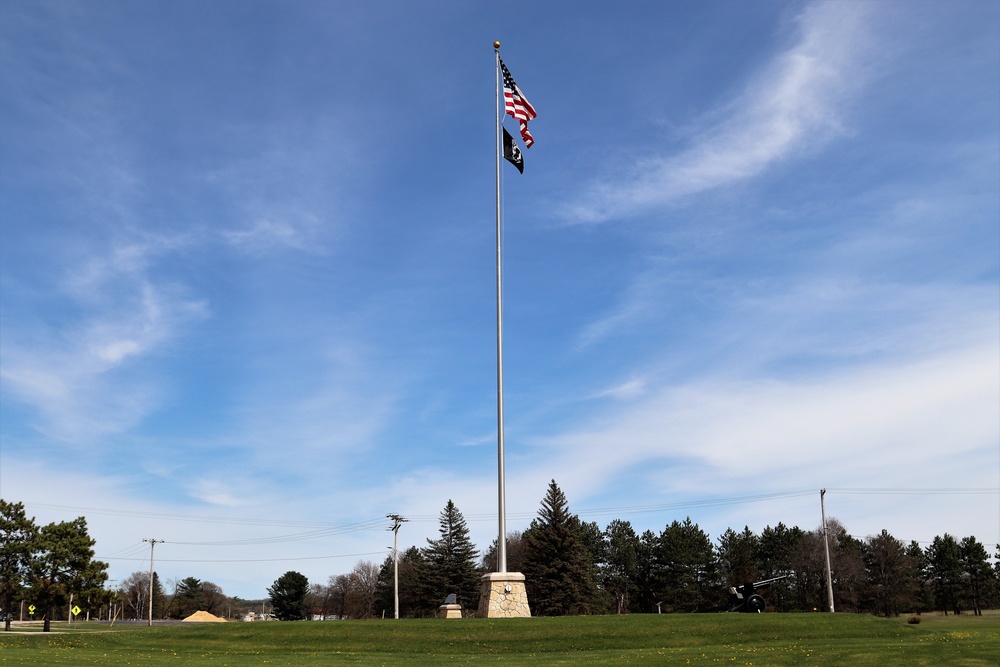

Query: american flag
[499,57,537,148]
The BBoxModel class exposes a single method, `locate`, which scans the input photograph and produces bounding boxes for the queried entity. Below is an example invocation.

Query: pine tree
[927,534,965,615]
[28,517,107,632]
[758,522,804,611]
[170,577,206,619]
[0,500,38,632]
[906,540,933,613]
[151,572,167,619]
[523,480,599,616]
[716,527,759,589]
[927,534,964,615]
[862,529,913,617]
[268,571,310,621]
[634,529,659,613]
[653,517,715,613]
[603,519,640,614]
[959,536,991,616]
[482,530,527,573]
[421,500,481,611]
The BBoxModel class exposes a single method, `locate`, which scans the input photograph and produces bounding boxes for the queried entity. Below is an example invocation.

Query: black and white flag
[502,127,524,174]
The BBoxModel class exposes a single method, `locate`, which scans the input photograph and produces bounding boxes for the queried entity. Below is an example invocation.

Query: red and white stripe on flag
[499,57,537,148]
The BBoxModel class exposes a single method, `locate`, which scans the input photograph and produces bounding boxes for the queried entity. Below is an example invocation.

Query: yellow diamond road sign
[28,605,35,614]
[72,606,81,616]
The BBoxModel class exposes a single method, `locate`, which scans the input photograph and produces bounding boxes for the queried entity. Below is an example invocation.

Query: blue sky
[2,0,998,600]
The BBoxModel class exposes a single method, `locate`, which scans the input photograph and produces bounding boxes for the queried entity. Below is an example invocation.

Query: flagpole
[479,42,531,618]
[493,41,508,574]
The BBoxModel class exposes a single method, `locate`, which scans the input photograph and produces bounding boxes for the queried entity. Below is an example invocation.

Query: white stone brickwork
[477,572,531,618]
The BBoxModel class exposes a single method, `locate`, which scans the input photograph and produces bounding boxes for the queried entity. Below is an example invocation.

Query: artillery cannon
[723,574,793,613]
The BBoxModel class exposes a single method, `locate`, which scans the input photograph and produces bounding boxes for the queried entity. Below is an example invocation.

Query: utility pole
[143,539,163,626]
[107,580,117,622]
[387,514,408,619]
[820,490,835,613]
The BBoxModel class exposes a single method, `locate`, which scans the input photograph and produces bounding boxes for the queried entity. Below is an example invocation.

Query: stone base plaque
[438,603,463,619]
[477,572,530,618]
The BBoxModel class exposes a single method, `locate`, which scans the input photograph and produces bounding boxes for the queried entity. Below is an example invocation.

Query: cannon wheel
[746,595,765,613]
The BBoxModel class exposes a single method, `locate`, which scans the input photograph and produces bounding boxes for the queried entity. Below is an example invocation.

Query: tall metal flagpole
[478,41,530,618]
[493,42,507,574]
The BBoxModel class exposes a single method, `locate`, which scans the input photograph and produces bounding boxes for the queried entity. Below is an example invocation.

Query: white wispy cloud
[0,239,208,443]
[206,112,360,257]
[590,377,648,401]
[530,332,998,500]
[565,2,877,222]
[187,478,255,508]
[220,213,324,255]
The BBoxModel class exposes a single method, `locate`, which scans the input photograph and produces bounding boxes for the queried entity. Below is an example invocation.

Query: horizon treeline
[312,481,999,619]
[5,488,998,623]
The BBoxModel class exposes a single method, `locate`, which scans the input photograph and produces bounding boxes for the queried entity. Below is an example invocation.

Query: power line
[37,486,1000,559]
[30,487,997,528]
[828,488,998,495]
[166,519,388,546]
[24,502,384,529]
[102,550,386,564]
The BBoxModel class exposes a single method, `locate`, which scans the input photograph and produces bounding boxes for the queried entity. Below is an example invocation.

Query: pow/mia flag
[502,127,524,174]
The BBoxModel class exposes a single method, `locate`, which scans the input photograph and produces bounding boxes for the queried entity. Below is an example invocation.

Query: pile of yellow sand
[182,610,227,623]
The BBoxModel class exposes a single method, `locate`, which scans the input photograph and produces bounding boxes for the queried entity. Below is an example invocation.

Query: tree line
[5,487,998,626]
[268,481,1000,619]
[115,572,241,620]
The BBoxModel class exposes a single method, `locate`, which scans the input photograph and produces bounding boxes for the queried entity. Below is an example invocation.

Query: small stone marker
[438,593,462,619]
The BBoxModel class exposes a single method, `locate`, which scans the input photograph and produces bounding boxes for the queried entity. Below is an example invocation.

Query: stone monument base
[437,603,463,619]
[477,572,531,618]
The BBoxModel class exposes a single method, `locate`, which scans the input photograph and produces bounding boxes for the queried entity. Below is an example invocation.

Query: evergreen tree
[758,523,804,611]
[926,534,964,614]
[579,520,611,613]
[792,529,828,611]
[959,536,991,616]
[831,525,867,613]
[28,517,107,632]
[634,530,659,613]
[994,546,1000,610]
[522,480,599,616]
[482,530,527,574]
[653,517,716,612]
[268,571,310,621]
[374,549,435,619]
[76,559,113,619]
[421,500,482,611]
[716,527,759,588]
[0,500,38,632]
[375,554,395,617]
[905,540,933,613]
[603,519,640,614]
[151,572,167,619]
[862,529,913,617]
[170,577,206,618]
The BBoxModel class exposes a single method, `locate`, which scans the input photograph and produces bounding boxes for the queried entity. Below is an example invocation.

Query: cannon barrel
[749,573,793,589]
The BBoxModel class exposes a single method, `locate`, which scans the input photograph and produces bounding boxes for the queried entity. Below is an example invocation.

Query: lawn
[1,613,997,665]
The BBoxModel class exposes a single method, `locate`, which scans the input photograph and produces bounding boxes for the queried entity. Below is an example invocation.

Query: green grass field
[1,613,997,666]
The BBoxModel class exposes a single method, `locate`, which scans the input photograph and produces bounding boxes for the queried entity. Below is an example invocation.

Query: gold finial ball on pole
[493,41,501,49]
